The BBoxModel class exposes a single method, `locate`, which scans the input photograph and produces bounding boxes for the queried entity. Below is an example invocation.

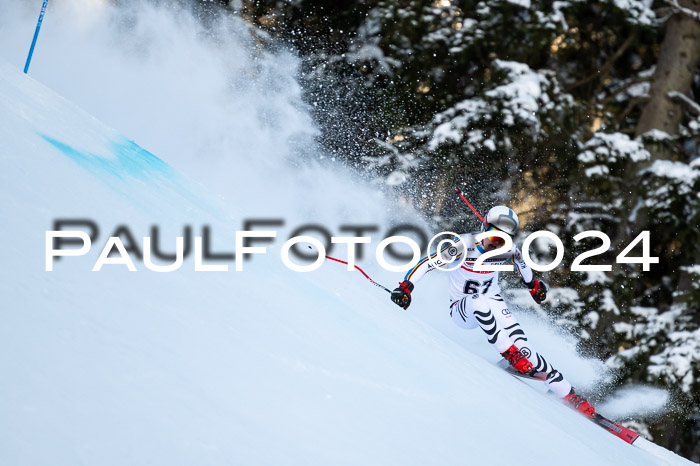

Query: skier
[389,205,597,418]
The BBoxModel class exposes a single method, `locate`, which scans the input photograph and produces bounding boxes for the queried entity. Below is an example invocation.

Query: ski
[498,359,641,445]
[497,359,547,381]
[592,414,640,444]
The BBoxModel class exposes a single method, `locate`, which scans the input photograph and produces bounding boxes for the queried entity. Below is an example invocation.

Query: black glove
[391,280,414,309]
[527,278,547,304]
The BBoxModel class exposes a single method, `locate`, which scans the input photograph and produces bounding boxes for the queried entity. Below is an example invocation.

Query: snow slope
[0,1,696,465]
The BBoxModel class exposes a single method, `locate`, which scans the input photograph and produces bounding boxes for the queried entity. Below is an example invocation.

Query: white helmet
[483,206,519,236]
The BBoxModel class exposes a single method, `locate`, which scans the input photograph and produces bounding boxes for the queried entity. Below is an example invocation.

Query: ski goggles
[485,226,508,246]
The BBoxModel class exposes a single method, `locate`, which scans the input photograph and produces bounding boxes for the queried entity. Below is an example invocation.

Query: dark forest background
[196,0,699,459]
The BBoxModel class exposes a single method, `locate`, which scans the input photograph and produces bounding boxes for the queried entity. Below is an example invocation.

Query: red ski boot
[501,344,533,374]
[564,388,597,418]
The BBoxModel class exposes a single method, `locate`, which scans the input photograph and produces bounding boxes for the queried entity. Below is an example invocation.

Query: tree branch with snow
[664,0,700,22]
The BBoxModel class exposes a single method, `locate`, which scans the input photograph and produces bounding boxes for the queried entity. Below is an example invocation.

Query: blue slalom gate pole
[24,0,50,74]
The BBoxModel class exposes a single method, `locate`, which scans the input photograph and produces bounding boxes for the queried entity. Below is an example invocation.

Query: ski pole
[325,255,392,294]
[455,188,484,222]
[24,0,50,74]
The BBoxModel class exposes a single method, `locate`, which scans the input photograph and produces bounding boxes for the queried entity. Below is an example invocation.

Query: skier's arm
[512,246,547,304]
[405,235,463,283]
[512,247,533,284]
[390,235,464,309]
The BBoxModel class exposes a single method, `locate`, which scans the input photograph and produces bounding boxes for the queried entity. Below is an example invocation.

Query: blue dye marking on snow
[40,134,174,181]
[39,133,221,218]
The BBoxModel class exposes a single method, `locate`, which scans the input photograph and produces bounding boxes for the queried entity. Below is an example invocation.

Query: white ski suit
[403,233,572,398]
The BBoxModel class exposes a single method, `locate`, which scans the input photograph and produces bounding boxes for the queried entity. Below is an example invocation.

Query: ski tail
[593,414,640,444]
